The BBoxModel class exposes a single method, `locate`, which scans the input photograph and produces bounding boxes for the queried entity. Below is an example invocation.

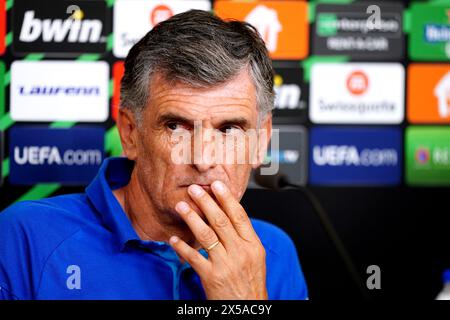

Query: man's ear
[117,108,139,161]
[252,114,272,169]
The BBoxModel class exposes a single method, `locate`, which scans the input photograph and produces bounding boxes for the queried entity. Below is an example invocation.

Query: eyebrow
[157,113,193,126]
[157,112,251,129]
[219,117,250,130]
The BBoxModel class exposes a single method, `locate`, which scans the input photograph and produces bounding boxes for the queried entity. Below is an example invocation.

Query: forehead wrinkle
[148,75,256,104]
[152,92,254,106]
[155,99,255,113]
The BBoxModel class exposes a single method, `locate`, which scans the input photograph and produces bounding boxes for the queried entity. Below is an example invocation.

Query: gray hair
[120,9,274,125]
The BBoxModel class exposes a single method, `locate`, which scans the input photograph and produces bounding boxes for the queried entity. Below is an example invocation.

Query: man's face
[119,69,271,223]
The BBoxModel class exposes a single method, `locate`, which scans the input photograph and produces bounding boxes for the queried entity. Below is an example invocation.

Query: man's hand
[169,181,268,300]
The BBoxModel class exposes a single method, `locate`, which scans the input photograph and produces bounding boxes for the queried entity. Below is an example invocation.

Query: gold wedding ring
[205,240,220,252]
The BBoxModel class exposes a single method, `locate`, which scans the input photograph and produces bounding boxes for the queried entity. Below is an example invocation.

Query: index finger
[210,180,258,242]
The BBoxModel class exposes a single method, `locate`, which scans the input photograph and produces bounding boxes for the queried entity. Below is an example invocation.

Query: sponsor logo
[313,3,404,59]
[18,85,100,96]
[313,145,398,167]
[9,127,105,185]
[214,0,309,60]
[113,0,210,58]
[249,125,307,188]
[424,24,450,43]
[406,127,450,186]
[317,13,399,36]
[10,61,109,122]
[0,0,5,55]
[266,150,300,165]
[19,10,103,43]
[410,4,450,60]
[408,64,450,123]
[310,63,404,124]
[150,5,173,26]
[309,127,402,185]
[13,0,108,56]
[346,70,369,95]
[274,75,301,110]
[272,64,307,124]
[244,5,282,53]
[13,146,102,166]
[415,147,431,165]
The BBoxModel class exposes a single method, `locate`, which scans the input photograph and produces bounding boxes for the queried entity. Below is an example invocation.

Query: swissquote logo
[10,60,109,122]
[113,0,211,58]
[346,71,369,96]
[310,63,404,124]
[13,0,108,55]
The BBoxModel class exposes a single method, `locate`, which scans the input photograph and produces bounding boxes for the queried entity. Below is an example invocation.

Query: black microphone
[254,170,289,190]
[254,169,370,300]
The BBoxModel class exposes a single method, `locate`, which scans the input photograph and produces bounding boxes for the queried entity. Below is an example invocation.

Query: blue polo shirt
[0,157,308,300]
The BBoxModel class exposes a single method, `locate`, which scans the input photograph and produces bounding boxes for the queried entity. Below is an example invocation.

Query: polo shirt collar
[86,157,139,250]
[85,157,209,262]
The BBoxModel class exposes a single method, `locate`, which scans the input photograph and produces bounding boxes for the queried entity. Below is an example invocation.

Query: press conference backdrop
[0,0,449,300]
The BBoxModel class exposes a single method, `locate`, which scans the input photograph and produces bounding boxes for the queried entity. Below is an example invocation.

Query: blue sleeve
[255,219,309,300]
[0,283,20,300]
[267,234,308,300]
[0,201,51,300]
[284,237,308,300]
[0,203,34,300]
[0,199,88,300]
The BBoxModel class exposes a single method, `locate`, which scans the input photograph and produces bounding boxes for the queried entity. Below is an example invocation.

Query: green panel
[105,125,123,157]
[409,3,450,61]
[0,113,13,131]
[406,127,450,186]
[316,13,338,37]
[15,184,61,202]
[301,55,349,82]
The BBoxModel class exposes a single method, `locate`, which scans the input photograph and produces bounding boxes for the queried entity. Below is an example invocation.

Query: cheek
[139,130,174,164]
[224,164,252,200]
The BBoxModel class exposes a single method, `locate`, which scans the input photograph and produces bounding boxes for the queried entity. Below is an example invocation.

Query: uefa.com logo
[168,121,280,176]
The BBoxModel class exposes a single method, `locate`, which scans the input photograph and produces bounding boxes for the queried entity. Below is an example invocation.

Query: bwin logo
[274,75,302,110]
[19,10,104,43]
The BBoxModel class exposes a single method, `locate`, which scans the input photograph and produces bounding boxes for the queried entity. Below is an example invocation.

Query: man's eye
[167,122,186,131]
[167,122,178,130]
[219,126,242,134]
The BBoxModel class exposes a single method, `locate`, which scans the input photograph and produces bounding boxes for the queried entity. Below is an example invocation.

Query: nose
[191,125,218,173]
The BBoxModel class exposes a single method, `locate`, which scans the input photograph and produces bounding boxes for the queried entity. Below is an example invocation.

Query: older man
[0,10,308,300]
